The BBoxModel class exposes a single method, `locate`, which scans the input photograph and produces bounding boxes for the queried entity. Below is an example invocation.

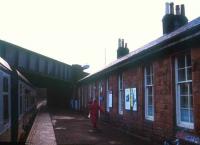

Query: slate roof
[79,17,200,82]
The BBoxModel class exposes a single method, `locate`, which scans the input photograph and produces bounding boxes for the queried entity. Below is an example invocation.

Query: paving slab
[26,107,57,145]
[51,110,152,145]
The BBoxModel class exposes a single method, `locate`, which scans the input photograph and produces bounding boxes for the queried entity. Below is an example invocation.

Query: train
[0,57,37,143]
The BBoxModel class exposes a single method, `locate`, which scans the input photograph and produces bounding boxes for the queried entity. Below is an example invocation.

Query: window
[2,75,10,125]
[98,81,103,117]
[118,73,123,115]
[98,81,103,104]
[175,54,193,129]
[81,87,84,108]
[106,77,110,112]
[3,95,9,124]
[78,87,81,110]
[19,83,23,115]
[92,83,95,99]
[144,65,154,121]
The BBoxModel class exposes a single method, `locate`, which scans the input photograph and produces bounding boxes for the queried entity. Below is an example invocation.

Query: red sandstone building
[73,3,200,144]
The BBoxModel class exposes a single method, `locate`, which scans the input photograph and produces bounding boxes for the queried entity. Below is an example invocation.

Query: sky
[0,0,199,73]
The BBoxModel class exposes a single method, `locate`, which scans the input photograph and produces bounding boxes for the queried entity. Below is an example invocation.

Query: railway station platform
[26,108,152,145]
[26,106,57,145]
[51,110,151,145]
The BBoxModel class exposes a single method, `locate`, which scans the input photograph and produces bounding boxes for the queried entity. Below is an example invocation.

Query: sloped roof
[79,17,200,82]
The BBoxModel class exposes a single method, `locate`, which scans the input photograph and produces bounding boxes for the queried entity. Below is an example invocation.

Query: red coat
[90,100,103,123]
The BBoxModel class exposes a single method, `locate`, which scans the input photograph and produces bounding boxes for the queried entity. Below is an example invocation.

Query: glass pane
[148,106,153,116]
[146,76,152,85]
[189,83,192,95]
[178,69,186,82]
[190,109,194,123]
[146,66,150,75]
[177,55,185,68]
[179,83,188,95]
[187,67,192,81]
[148,95,152,106]
[180,108,189,122]
[186,54,191,67]
[3,95,9,124]
[180,95,189,108]
[3,77,8,92]
[189,95,193,108]
[147,86,152,95]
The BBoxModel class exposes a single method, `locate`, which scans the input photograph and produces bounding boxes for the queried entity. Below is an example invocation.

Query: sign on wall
[125,88,137,111]
[125,89,130,110]
[108,91,112,107]
[131,88,137,111]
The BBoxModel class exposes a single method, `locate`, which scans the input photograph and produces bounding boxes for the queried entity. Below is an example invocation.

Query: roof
[79,17,200,82]
[0,39,71,68]
[0,57,12,71]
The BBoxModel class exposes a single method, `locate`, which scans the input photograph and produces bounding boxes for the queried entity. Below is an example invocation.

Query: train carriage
[0,57,37,142]
[0,57,12,142]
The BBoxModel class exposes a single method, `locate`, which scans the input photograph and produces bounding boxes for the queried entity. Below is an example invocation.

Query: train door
[0,70,11,132]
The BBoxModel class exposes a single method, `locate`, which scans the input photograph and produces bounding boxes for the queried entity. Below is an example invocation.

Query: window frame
[106,77,110,112]
[175,54,194,129]
[0,70,11,134]
[118,73,123,115]
[144,65,154,121]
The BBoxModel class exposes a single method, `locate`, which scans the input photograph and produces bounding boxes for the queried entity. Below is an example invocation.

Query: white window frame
[144,65,154,121]
[106,77,110,112]
[175,54,194,129]
[0,70,11,134]
[118,73,123,115]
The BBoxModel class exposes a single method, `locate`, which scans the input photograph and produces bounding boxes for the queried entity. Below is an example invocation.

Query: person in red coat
[90,99,103,129]
[87,99,93,118]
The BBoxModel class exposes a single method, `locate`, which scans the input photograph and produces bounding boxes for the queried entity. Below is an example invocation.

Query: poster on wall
[108,91,112,107]
[130,88,137,111]
[125,88,131,110]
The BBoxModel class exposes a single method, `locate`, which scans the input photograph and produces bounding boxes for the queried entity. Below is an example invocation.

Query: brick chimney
[162,2,188,34]
[117,38,129,59]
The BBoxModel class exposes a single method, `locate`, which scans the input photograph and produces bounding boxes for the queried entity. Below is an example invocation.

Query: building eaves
[79,17,200,82]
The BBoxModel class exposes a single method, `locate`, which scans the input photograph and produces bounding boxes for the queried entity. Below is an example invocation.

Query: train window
[2,75,10,125]
[3,95,9,124]
[3,77,8,92]
[19,84,23,114]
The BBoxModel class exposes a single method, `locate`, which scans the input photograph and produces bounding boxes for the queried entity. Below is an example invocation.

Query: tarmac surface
[50,110,152,145]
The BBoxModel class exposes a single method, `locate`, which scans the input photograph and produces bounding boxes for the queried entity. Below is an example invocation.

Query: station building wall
[76,47,200,143]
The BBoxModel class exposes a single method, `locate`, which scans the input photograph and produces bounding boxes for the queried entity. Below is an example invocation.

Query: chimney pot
[181,4,185,16]
[118,38,121,48]
[125,43,127,48]
[165,2,170,14]
[122,39,124,48]
[176,5,181,15]
[170,2,174,14]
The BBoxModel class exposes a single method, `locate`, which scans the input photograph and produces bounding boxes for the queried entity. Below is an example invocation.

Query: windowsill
[177,122,194,130]
[145,116,154,122]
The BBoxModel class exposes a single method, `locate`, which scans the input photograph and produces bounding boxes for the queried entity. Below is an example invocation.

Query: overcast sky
[0,0,199,73]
